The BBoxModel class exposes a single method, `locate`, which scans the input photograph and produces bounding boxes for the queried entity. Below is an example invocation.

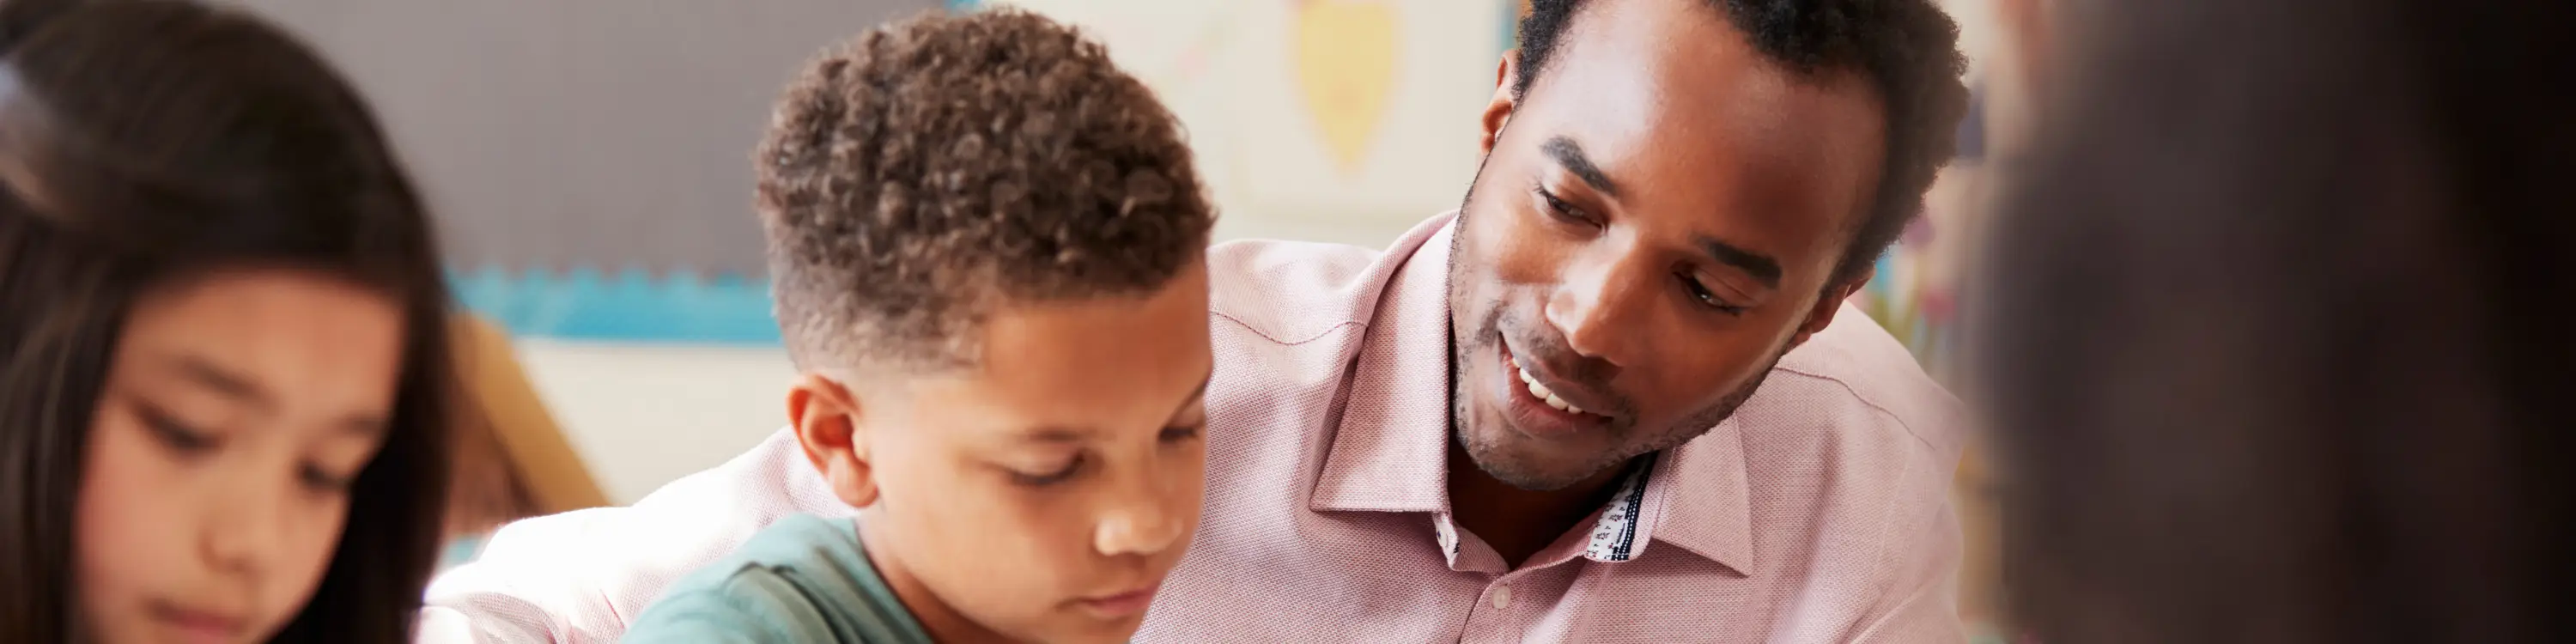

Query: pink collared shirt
[422,213,1965,643]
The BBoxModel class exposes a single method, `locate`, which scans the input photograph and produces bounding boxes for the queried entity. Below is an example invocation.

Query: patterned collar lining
[1583,455,1656,562]
[1431,454,1662,568]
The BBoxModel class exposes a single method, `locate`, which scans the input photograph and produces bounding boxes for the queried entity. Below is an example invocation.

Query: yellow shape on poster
[1295,0,1399,175]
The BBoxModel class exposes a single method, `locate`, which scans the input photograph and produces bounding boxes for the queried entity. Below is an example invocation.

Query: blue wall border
[450,268,781,344]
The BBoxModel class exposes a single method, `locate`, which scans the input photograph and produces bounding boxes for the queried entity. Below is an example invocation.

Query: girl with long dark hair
[1,1,454,641]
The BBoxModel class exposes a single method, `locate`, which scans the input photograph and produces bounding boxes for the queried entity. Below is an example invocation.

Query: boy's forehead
[890,269,1213,434]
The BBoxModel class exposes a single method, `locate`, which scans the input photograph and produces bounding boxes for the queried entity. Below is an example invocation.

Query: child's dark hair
[0,1,452,641]
[1983,0,2576,641]
[1515,0,1968,286]
[755,8,1214,372]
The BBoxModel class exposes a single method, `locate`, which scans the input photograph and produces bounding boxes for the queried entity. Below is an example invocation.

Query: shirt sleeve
[419,429,853,644]
[1849,562,1966,642]
[1850,483,1968,644]
[617,577,823,644]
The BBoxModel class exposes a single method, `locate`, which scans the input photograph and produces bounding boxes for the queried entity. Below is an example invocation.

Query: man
[422,0,1971,641]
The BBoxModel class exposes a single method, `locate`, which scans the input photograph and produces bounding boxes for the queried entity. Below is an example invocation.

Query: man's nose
[1545,254,1651,371]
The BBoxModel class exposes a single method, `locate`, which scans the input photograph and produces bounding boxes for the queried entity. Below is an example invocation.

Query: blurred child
[617,9,1216,644]
[1979,0,2576,641]
[0,1,454,642]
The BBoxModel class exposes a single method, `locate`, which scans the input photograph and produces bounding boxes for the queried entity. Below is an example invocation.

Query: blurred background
[231,0,2041,638]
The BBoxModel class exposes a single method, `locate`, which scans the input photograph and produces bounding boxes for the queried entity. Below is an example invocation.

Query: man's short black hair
[756,9,1214,372]
[1514,0,1969,285]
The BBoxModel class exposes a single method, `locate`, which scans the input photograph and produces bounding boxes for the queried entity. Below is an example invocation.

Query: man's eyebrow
[1698,236,1783,289]
[1542,136,1619,197]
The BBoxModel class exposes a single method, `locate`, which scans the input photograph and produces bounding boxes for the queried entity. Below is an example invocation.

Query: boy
[618,9,1215,643]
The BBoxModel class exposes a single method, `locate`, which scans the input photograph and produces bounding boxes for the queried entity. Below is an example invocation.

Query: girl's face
[76,268,407,644]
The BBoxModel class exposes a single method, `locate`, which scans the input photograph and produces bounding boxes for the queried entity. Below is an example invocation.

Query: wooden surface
[447,315,609,536]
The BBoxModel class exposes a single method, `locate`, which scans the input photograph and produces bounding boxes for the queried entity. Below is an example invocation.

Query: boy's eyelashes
[1008,455,1085,487]
[1003,424,1207,488]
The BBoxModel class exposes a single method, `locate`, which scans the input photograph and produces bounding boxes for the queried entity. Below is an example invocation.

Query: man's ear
[1789,277,1868,351]
[1480,51,1521,155]
[787,373,879,508]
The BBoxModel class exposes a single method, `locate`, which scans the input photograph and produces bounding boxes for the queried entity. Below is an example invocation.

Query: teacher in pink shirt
[422,0,1971,641]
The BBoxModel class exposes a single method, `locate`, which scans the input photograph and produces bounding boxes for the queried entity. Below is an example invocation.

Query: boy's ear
[787,373,879,508]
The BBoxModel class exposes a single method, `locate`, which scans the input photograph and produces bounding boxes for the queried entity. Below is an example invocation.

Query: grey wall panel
[232,0,944,277]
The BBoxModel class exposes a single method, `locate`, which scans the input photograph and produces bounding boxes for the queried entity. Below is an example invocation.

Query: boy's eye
[1009,455,1084,487]
[139,406,219,455]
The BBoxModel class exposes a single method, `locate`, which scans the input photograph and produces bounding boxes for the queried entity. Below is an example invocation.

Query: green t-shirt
[621,513,934,644]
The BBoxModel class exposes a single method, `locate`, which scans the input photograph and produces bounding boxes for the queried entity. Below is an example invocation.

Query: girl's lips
[152,600,249,643]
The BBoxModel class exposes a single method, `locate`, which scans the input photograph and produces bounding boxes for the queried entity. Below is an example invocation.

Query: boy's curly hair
[756,8,1212,371]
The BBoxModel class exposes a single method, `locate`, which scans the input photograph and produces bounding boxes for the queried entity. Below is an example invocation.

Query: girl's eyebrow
[337,415,389,438]
[170,353,270,410]
[168,351,391,436]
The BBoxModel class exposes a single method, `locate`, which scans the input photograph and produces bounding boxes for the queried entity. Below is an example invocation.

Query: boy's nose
[1093,489,1188,557]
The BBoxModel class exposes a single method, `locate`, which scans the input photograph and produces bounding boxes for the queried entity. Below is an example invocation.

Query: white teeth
[1514,361,1588,416]
[1546,393,1574,411]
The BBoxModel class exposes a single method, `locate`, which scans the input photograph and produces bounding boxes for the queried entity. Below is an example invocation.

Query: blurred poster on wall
[999,0,1510,247]
[1230,0,1501,227]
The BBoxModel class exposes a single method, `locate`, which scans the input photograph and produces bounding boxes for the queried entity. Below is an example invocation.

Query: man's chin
[1456,420,1625,492]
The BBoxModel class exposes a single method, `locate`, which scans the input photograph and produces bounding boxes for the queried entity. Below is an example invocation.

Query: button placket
[1458,575,1524,644]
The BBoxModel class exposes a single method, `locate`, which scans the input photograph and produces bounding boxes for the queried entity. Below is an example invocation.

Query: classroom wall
[230,0,939,501]
[233,0,945,276]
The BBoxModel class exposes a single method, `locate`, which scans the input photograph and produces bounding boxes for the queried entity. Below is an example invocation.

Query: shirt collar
[1303,213,1754,573]
[1307,214,1458,514]
[1622,420,1754,571]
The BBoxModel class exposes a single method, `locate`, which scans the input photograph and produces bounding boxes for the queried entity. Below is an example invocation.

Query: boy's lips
[1074,583,1161,618]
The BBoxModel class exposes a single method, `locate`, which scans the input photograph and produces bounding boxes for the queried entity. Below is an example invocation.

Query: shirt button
[1491,584,1513,610]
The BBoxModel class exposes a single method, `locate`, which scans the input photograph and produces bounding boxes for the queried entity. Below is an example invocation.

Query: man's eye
[1010,455,1084,487]
[1159,424,1203,443]
[1680,273,1747,315]
[1534,186,1596,226]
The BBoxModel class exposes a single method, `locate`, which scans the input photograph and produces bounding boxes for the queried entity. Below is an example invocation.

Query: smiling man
[423,0,1969,641]
[1139,0,1969,640]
